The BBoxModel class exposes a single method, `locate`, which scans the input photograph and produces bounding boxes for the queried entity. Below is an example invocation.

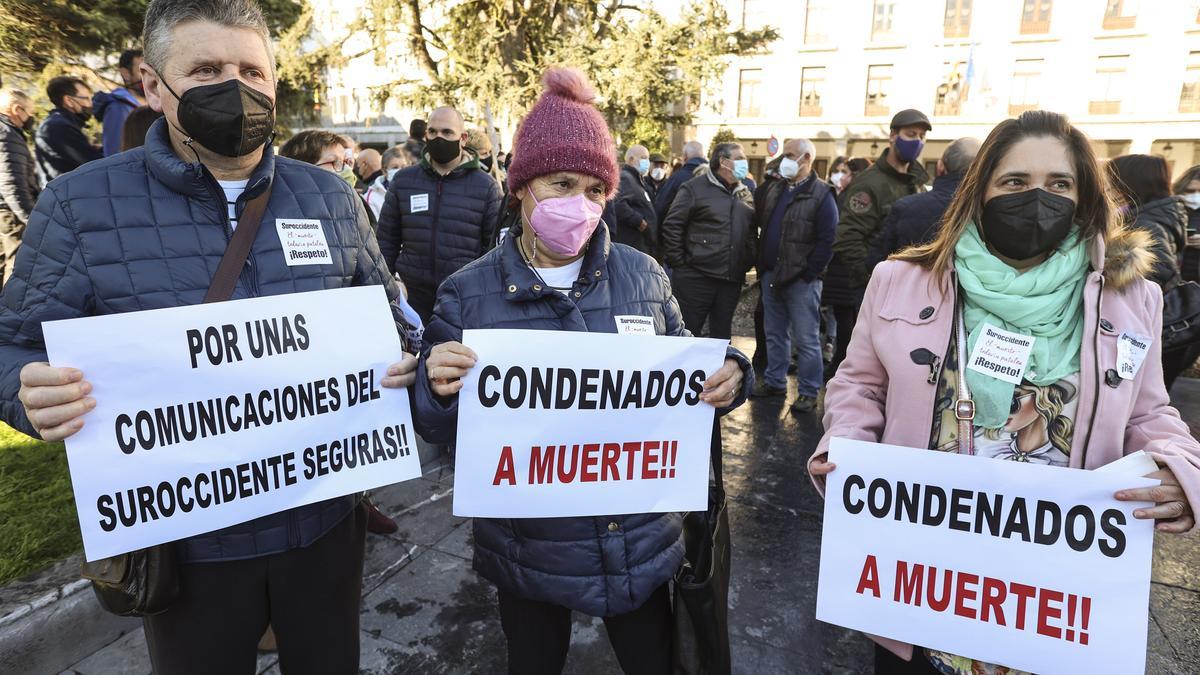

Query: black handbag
[672,420,732,675]
[79,544,179,616]
[1162,279,1200,352]
[78,183,273,616]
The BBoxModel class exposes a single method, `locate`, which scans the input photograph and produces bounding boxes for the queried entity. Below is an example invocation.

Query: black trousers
[143,503,367,675]
[875,644,941,675]
[672,267,742,340]
[752,290,767,371]
[828,302,860,378]
[1163,344,1200,391]
[497,583,673,675]
[406,281,437,325]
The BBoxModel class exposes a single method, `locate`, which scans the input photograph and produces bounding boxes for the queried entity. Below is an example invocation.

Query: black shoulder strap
[203,185,272,303]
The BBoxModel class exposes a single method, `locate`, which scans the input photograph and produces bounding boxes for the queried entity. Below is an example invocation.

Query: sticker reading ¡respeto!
[276,219,332,266]
[1117,332,1152,380]
[966,323,1036,385]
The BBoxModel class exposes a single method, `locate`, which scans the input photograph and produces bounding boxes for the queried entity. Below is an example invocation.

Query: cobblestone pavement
[61,333,1200,674]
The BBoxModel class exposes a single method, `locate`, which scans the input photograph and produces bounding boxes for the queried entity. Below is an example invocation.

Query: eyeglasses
[317,159,346,171]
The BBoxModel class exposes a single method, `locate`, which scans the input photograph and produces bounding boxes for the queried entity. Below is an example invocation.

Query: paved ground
[56,333,1200,674]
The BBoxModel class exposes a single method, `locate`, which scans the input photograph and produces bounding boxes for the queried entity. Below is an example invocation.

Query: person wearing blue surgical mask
[615,144,658,254]
[660,141,757,340]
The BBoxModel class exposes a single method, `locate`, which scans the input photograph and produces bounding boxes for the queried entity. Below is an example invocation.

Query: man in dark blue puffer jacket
[0,2,417,673]
[377,105,503,322]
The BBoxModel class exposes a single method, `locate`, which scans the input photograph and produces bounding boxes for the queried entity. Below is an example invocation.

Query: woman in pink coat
[809,110,1200,674]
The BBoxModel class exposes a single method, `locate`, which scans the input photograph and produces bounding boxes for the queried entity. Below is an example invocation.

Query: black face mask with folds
[425,136,461,164]
[161,78,275,158]
[480,154,494,172]
[979,188,1076,261]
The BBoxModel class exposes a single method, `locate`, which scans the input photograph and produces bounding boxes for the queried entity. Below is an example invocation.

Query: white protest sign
[966,323,1035,384]
[42,286,421,561]
[816,438,1157,675]
[452,329,726,518]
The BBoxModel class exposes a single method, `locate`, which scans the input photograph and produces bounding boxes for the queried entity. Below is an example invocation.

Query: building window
[1009,59,1043,115]
[1020,0,1052,34]
[1102,0,1137,30]
[738,68,763,118]
[1181,52,1200,113]
[944,0,972,38]
[865,64,893,117]
[741,0,770,31]
[872,0,897,41]
[804,0,832,44]
[935,61,967,116]
[1089,55,1127,115]
[800,67,825,116]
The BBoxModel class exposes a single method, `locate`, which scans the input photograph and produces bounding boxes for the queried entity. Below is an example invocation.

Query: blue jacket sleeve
[376,180,403,275]
[412,276,465,444]
[480,176,503,253]
[0,186,96,438]
[805,192,840,280]
[101,104,132,157]
[653,173,684,226]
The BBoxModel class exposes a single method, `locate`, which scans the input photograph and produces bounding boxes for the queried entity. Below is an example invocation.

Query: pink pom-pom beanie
[506,67,619,199]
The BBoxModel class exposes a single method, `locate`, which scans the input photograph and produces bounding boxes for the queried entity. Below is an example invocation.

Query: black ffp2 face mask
[425,136,461,164]
[161,78,275,158]
[980,188,1076,261]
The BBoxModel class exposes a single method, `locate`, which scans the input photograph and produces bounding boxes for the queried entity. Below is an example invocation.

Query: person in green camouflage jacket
[832,109,932,289]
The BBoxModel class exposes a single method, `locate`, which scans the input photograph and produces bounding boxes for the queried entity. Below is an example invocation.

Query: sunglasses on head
[1010,391,1035,414]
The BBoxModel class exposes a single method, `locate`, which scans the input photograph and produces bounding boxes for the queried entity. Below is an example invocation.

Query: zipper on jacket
[1079,275,1104,468]
[430,179,444,278]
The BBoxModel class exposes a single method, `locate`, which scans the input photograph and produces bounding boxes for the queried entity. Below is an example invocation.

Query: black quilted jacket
[0,114,38,222]
[0,118,408,562]
[376,152,503,294]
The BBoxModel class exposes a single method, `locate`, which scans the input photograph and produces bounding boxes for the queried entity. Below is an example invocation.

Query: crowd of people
[2,0,1200,674]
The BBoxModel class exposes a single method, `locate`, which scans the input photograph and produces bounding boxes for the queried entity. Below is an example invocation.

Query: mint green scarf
[954,224,1089,428]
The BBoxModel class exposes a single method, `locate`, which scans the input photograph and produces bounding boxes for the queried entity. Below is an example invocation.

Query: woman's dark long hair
[892,110,1117,276]
[1107,154,1171,206]
[120,106,163,151]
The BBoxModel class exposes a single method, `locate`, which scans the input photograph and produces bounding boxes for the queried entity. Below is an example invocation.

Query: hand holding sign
[18,362,95,441]
[1116,465,1195,533]
[700,358,743,408]
[426,341,478,396]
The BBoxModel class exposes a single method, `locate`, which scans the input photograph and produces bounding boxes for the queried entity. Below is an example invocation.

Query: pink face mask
[527,190,604,257]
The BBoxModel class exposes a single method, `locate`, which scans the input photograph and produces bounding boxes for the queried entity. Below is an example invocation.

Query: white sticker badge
[410,193,429,213]
[275,219,332,266]
[1117,332,1152,380]
[966,323,1036,384]
[614,315,656,336]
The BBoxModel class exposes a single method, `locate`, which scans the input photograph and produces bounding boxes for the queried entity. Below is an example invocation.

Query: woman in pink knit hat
[412,67,754,673]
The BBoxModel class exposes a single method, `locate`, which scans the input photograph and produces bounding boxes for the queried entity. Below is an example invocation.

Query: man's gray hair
[0,89,30,111]
[941,137,981,174]
[682,140,704,160]
[143,0,274,75]
[710,142,741,174]
[789,138,816,160]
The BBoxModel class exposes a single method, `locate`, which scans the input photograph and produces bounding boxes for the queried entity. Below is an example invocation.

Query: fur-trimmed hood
[1098,224,1156,290]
